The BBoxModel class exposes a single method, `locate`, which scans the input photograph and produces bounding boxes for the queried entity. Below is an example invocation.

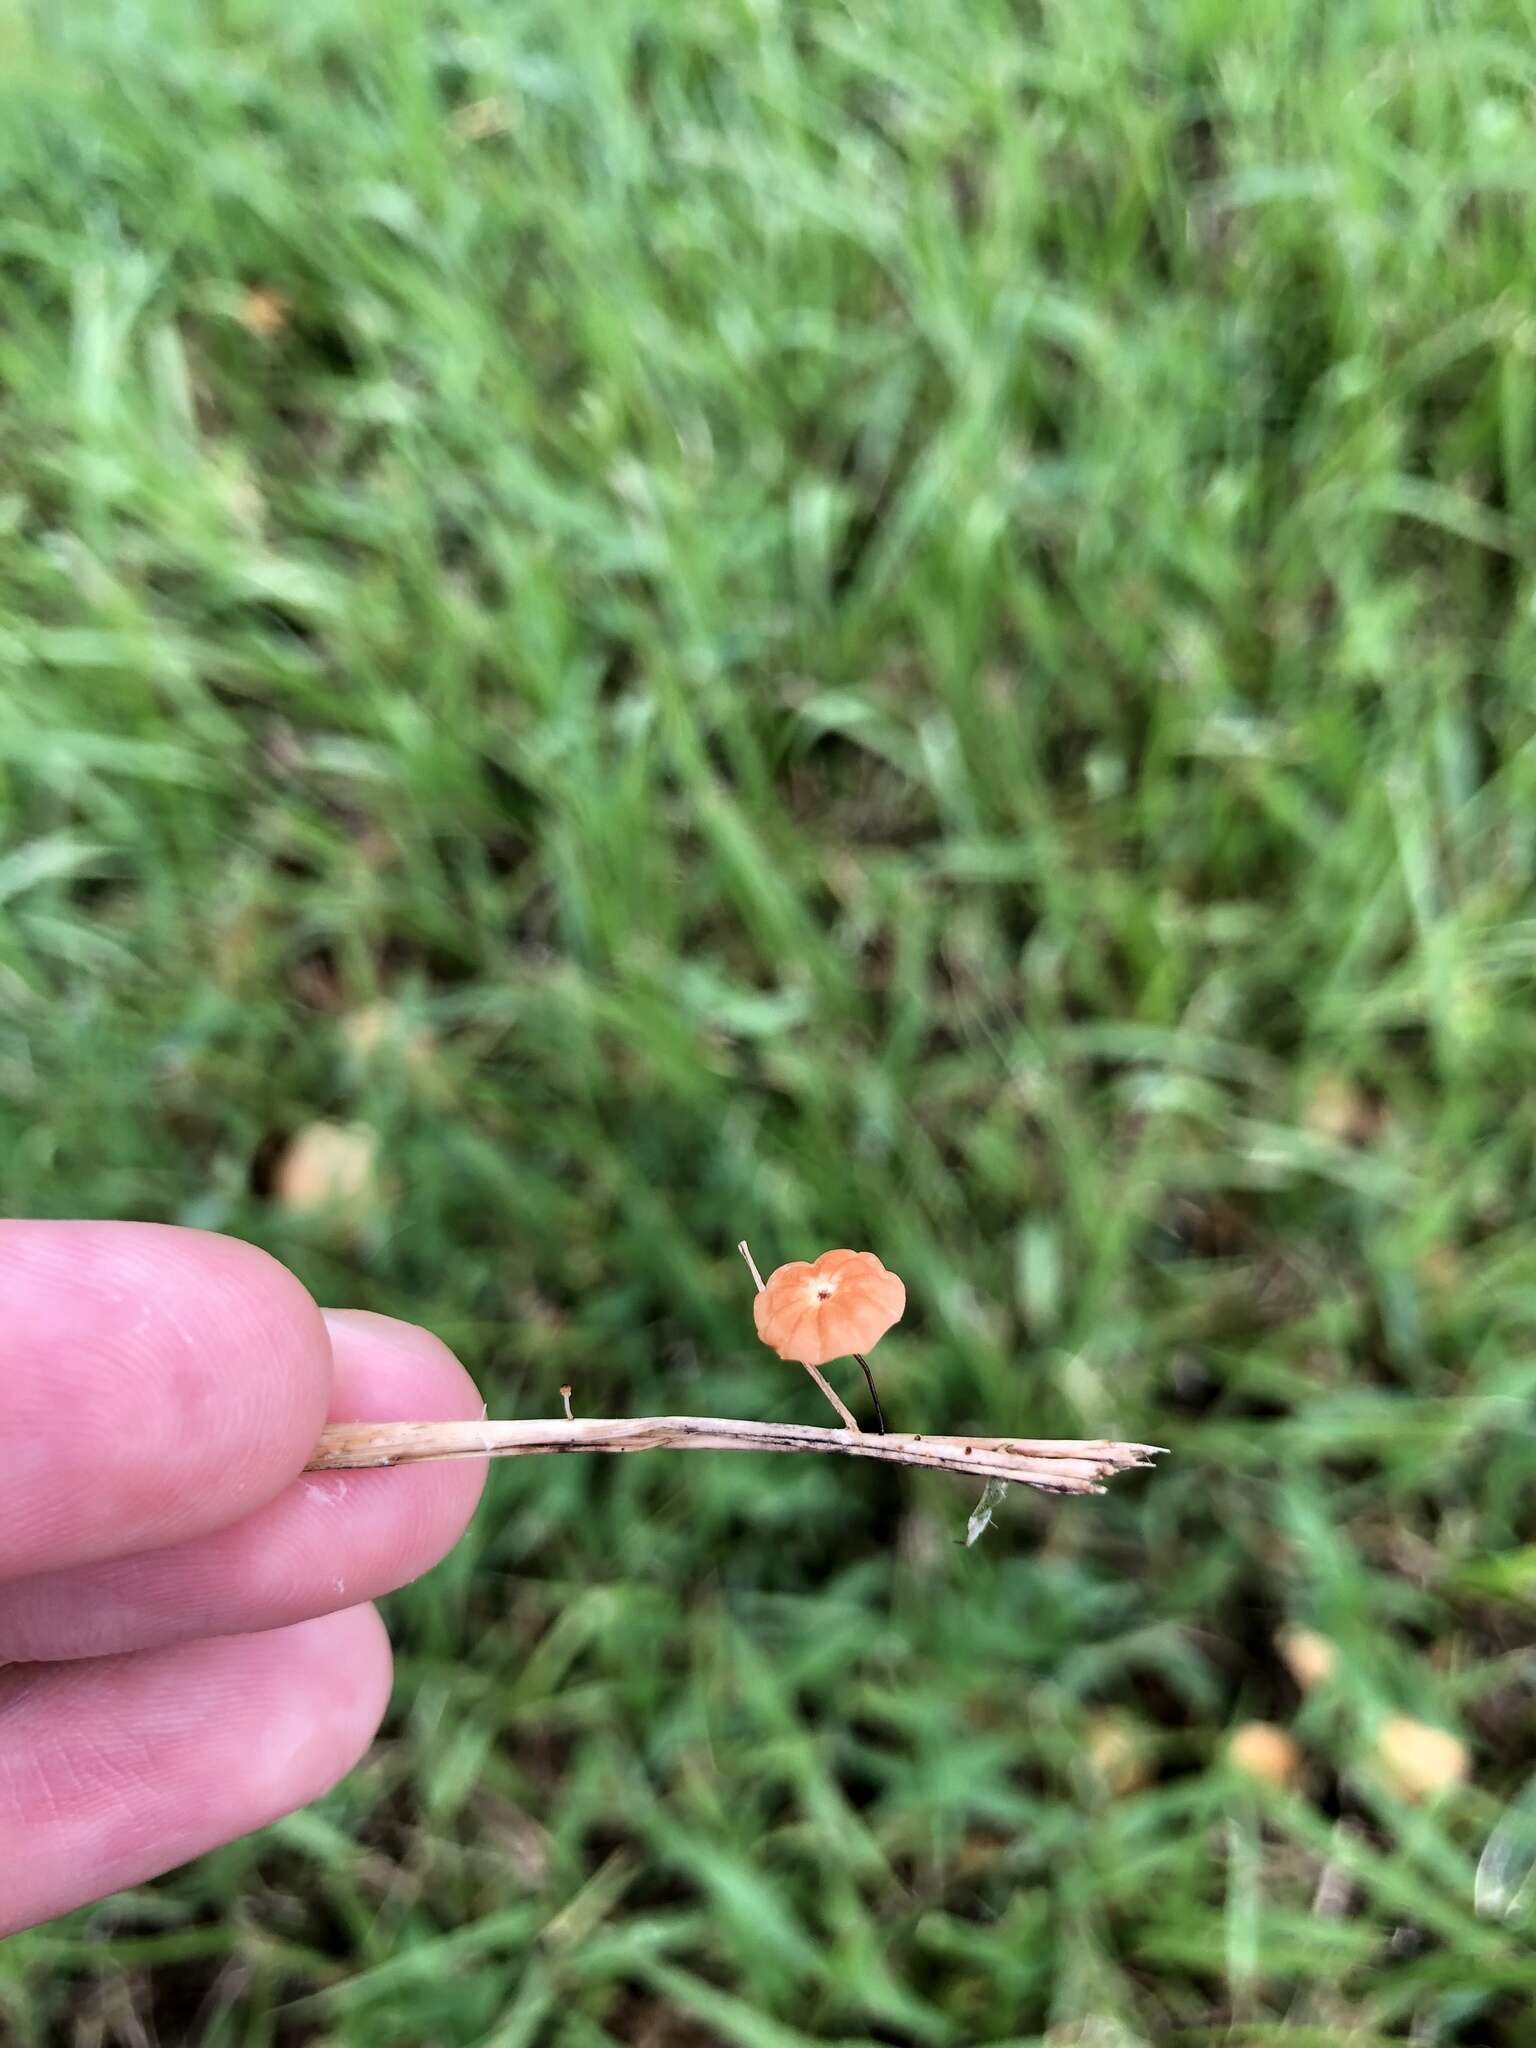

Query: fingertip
[321,1304,487,1483]
[320,1308,482,1407]
[0,1222,333,1578]
[188,1230,335,1476]
[0,1603,396,1933]
[0,1313,485,1664]
[232,1604,396,1821]
[319,1305,488,1560]
[284,1603,395,1795]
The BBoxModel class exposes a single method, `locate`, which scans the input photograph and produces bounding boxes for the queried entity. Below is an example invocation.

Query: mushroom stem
[801,1363,862,1434]
[739,1236,862,1433]
[853,1352,887,1435]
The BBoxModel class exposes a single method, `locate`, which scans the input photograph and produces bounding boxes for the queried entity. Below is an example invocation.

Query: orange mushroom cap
[752,1249,906,1367]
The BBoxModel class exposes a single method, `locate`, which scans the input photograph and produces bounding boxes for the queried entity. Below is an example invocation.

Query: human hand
[0,1221,487,1935]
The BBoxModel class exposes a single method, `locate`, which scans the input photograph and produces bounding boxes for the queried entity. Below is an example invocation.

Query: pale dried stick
[306,1415,1164,1495]
[737,1236,861,1432]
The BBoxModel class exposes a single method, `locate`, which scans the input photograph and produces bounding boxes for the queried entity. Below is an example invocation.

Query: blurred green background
[5,0,1536,2040]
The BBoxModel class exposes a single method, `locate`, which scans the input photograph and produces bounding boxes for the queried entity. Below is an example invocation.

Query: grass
[4,0,1536,2037]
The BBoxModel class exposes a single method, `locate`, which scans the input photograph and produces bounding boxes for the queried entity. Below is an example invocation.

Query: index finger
[0,1222,332,1582]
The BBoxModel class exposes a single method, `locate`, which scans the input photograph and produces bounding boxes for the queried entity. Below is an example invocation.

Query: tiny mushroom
[752,1249,905,1432]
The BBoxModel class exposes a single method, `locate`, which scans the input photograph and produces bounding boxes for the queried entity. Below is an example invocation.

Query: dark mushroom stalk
[852,1353,886,1435]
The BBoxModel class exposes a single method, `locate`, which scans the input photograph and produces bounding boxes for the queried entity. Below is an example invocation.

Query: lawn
[4,0,1536,2039]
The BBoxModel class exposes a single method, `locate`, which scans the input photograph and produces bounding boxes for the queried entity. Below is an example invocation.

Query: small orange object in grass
[744,1245,904,1433]
[753,1249,905,1365]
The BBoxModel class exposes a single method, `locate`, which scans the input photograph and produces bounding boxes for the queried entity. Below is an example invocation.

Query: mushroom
[743,1246,905,1433]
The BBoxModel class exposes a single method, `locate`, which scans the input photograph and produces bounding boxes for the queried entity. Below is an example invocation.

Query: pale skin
[0,1221,488,1937]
